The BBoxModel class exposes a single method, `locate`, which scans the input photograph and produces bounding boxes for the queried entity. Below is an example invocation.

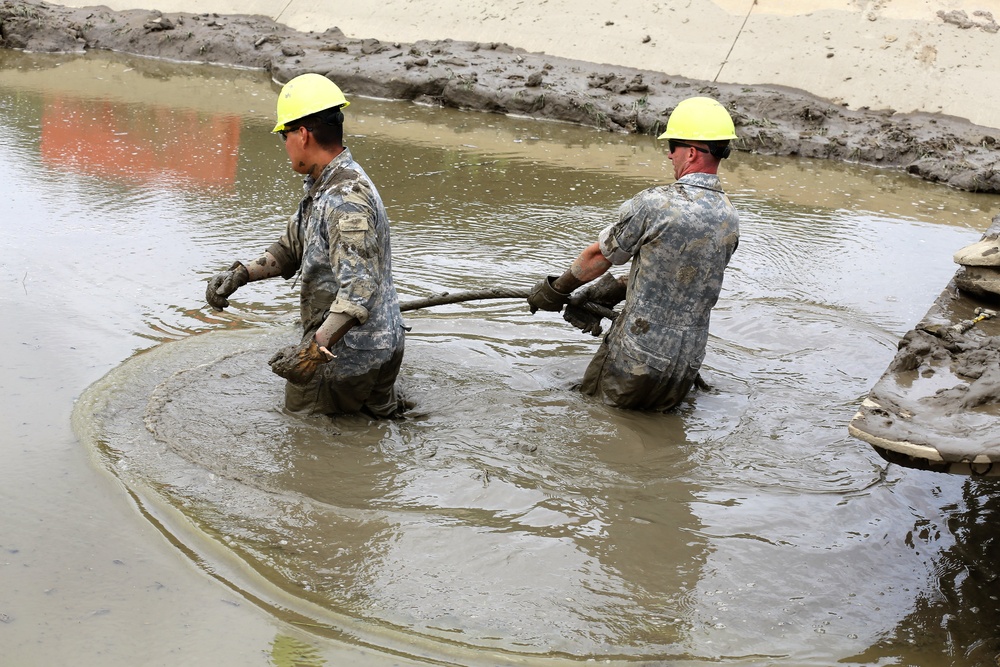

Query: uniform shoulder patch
[337,211,370,233]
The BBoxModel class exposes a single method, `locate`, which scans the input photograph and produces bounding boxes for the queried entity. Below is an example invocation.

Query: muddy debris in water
[2,0,1000,193]
[889,319,1000,408]
[854,213,1000,462]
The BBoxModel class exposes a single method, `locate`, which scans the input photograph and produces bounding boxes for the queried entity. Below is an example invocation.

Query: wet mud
[10,48,998,662]
[3,0,1000,193]
[74,324,732,660]
[851,211,1000,471]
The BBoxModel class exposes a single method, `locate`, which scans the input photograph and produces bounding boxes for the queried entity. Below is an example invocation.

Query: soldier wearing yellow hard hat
[271,72,349,133]
[527,96,740,411]
[206,73,407,418]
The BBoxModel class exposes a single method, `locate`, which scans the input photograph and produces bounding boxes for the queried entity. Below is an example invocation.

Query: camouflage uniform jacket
[597,171,739,375]
[267,147,404,378]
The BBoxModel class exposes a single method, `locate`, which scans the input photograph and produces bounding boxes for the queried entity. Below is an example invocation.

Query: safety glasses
[668,140,709,154]
[278,126,302,141]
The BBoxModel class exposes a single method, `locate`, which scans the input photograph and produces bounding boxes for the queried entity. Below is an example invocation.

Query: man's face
[667,140,710,179]
[280,125,309,174]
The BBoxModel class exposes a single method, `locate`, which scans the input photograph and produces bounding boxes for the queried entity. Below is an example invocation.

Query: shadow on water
[3,48,1000,664]
[844,476,1000,664]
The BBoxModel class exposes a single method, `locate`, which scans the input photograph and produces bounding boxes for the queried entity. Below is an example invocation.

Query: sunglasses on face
[278,126,302,141]
[668,140,709,154]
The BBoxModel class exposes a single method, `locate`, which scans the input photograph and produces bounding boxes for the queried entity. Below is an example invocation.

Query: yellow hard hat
[272,73,350,133]
[658,96,737,141]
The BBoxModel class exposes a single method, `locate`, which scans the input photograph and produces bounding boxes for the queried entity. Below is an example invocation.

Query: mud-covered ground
[849,212,1000,470]
[2,0,1000,193]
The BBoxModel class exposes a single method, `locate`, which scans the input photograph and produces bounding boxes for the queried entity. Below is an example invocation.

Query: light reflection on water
[4,49,1000,665]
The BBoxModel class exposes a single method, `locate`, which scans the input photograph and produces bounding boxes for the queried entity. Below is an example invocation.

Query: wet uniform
[580,172,739,411]
[267,147,406,417]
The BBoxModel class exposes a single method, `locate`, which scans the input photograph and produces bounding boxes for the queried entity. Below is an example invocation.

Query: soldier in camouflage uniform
[206,74,406,418]
[528,97,739,411]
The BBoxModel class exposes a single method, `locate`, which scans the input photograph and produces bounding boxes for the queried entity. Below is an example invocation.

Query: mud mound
[3,0,999,192]
[850,213,1000,475]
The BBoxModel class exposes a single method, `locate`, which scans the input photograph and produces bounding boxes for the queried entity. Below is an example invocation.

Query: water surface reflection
[3,49,999,665]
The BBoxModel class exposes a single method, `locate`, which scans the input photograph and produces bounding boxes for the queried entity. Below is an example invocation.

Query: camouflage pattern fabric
[284,346,406,418]
[582,172,739,411]
[267,147,405,413]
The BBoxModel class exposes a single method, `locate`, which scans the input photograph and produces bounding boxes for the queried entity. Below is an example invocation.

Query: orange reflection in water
[40,96,241,189]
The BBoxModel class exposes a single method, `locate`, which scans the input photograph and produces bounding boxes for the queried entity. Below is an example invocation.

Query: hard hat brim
[271,99,350,134]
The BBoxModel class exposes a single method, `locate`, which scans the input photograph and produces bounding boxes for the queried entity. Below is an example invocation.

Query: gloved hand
[268,338,332,385]
[527,276,571,314]
[563,273,626,336]
[206,261,249,311]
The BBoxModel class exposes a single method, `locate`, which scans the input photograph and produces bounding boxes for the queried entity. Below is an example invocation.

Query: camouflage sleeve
[326,198,380,325]
[598,192,651,265]
[266,211,304,280]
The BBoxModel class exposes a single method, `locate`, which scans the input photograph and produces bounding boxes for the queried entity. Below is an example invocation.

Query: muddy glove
[527,276,571,314]
[206,261,249,311]
[268,338,331,385]
[563,273,626,336]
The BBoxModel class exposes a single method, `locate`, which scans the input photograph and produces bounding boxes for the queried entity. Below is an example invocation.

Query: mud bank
[2,0,1000,193]
[850,211,1000,474]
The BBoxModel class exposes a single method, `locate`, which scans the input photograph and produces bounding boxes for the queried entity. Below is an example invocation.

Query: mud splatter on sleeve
[599,193,653,265]
[326,189,381,324]
[294,149,403,362]
[267,210,304,280]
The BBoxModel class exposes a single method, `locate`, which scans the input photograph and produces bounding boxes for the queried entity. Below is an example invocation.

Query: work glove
[527,276,571,314]
[206,261,249,311]
[268,338,332,385]
[563,273,626,336]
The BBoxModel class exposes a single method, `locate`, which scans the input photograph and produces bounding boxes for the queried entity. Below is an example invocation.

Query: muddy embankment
[2,0,1000,193]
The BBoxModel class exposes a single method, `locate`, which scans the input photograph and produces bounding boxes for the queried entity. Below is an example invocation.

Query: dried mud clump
[2,0,999,193]
[937,9,1000,33]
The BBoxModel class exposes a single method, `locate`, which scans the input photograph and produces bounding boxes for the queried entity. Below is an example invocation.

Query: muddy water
[4,49,1000,666]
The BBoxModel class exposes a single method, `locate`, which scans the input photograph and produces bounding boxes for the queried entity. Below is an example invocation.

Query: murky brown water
[4,49,1000,666]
